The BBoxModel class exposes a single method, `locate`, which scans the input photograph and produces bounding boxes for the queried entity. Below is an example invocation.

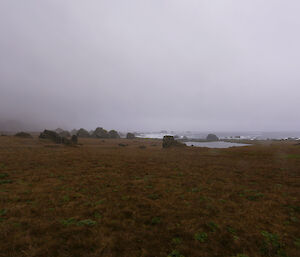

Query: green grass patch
[60,218,77,226]
[62,195,70,202]
[60,218,97,226]
[151,217,161,225]
[294,238,300,248]
[286,154,300,159]
[77,219,97,226]
[171,237,182,245]
[167,250,185,257]
[0,179,13,185]
[207,221,219,232]
[148,194,160,200]
[260,231,286,256]
[194,232,208,242]
[95,199,105,205]
[246,192,264,201]
[0,173,9,179]
[94,212,102,219]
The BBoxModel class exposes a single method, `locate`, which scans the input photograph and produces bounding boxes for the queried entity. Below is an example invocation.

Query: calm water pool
[185,141,251,148]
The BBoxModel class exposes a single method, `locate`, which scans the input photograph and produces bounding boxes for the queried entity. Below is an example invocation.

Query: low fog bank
[1,1,300,133]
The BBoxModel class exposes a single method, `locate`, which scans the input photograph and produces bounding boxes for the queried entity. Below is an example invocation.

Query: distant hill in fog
[0,119,41,133]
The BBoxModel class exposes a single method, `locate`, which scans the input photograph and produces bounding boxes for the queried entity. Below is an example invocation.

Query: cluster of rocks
[39,130,77,145]
[74,127,120,139]
[126,132,135,139]
[162,136,186,148]
[14,132,33,138]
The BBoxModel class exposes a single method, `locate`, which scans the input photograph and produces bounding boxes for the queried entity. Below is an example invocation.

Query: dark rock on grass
[126,132,135,139]
[162,136,186,148]
[39,130,61,143]
[59,130,71,138]
[108,130,120,139]
[70,129,78,136]
[92,127,109,138]
[206,134,219,141]
[119,143,128,147]
[76,128,90,138]
[71,135,78,144]
[14,132,32,138]
[39,130,73,145]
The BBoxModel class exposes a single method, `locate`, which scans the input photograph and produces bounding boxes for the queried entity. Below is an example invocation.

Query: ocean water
[136,131,300,140]
[185,141,251,148]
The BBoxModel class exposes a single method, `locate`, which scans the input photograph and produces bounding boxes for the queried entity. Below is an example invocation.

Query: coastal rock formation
[71,135,78,144]
[92,127,109,138]
[162,135,186,148]
[39,130,72,145]
[14,132,32,138]
[206,134,219,141]
[39,130,61,142]
[126,132,135,139]
[70,129,78,136]
[108,130,120,139]
[59,130,71,138]
[77,128,90,138]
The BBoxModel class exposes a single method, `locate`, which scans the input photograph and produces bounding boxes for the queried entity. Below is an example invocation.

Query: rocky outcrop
[108,130,120,139]
[126,133,135,139]
[39,130,61,143]
[39,130,72,145]
[70,129,78,136]
[71,135,78,144]
[59,130,71,138]
[76,128,90,138]
[14,132,32,138]
[206,134,219,141]
[162,136,186,148]
[92,127,109,138]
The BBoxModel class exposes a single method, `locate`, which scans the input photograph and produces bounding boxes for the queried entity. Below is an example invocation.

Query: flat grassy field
[0,136,299,257]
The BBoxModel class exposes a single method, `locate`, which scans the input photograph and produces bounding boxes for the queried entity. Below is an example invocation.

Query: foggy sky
[1,0,300,132]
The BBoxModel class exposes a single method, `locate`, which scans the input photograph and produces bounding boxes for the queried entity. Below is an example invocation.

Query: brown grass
[0,136,299,257]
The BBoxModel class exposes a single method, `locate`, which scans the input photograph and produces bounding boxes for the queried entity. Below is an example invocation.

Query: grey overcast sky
[0,0,299,132]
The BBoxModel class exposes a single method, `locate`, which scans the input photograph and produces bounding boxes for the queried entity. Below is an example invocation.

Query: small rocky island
[162,135,186,148]
[206,134,219,141]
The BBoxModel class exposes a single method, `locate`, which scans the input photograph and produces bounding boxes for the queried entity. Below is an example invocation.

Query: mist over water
[137,131,300,140]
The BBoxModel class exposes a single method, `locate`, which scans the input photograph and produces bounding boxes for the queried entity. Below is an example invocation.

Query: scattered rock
[70,129,78,136]
[162,136,186,148]
[71,135,78,144]
[206,134,219,141]
[39,130,61,143]
[55,128,64,134]
[58,130,71,138]
[92,127,109,138]
[77,128,90,138]
[108,130,120,139]
[126,133,135,139]
[14,132,32,138]
[39,130,72,145]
